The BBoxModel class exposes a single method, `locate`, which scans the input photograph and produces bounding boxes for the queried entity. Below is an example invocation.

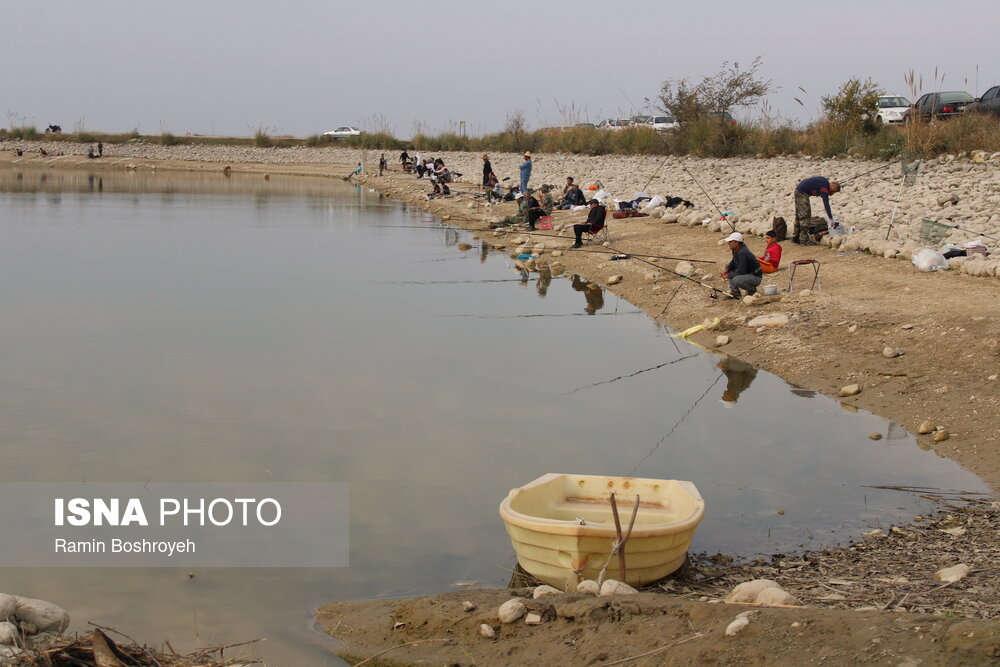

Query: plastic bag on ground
[912,248,949,272]
[644,195,666,210]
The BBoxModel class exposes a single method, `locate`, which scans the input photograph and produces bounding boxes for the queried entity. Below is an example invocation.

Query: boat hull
[499,473,705,589]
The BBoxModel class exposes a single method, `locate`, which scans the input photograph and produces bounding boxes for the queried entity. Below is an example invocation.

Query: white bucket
[763,285,778,296]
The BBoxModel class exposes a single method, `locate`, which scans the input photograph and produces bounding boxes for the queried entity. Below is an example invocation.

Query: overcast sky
[4,0,995,138]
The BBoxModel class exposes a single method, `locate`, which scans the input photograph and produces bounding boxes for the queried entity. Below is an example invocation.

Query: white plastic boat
[499,473,705,589]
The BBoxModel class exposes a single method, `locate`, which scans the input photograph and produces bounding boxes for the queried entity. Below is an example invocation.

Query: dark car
[904,91,975,123]
[707,110,737,125]
[966,85,1000,118]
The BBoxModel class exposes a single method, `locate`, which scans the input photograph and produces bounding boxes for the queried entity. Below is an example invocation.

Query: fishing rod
[839,160,896,185]
[599,239,735,299]
[441,221,719,264]
[642,154,672,193]
[929,221,999,243]
[679,162,736,232]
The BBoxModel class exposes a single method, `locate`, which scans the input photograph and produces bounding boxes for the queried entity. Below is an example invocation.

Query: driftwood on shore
[8,627,261,667]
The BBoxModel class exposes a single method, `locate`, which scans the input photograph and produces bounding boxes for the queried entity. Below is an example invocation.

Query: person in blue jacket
[519,152,532,195]
[793,176,841,244]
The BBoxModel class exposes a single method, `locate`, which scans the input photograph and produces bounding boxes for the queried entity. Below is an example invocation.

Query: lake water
[0,168,987,665]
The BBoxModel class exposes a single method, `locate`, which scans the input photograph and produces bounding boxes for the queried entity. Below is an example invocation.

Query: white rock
[498,599,527,623]
[533,585,562,599]
[743,295,757,305]
[0,621,18,646]
[480,623,496,638]
[463,601,477,612]
[675,261,694,276]
[725,579,781,603]
[551,250,563,257]
[607,275,622,285]
[599,579,638,596]
[934,564,970,583]
[576,580,600,595]
[799,289,812,297]
[726,615,750,636]
[14,597,69,633]
[746,313,789,328]
[0,594,15,622]
[883,346,902,358]
[662,213,679,224]
[754,588,800,606]
[715,335,730,347]
[840,384,861,397]
[525,613,542,625]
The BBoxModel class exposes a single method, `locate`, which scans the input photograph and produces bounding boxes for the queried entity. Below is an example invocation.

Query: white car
[648,114,678,131]
[323,126,364,139]
[597,118,631,130]
[875,96,911,125]
[629,115,678,131]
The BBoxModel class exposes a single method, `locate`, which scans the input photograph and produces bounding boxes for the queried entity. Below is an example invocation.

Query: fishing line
[679,162,736,232]
[560,354,698,397]
[839,160,896,185]
[629,371,725,475]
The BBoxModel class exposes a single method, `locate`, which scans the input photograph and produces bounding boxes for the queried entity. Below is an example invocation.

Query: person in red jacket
[758,230,783,273]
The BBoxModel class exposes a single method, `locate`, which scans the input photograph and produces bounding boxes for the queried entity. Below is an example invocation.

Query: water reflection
[718,356,758,404]
[571,274,605,314]
[535,269,552,297]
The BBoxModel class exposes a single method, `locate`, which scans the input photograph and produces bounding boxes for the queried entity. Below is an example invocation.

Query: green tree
[822,78,882,127]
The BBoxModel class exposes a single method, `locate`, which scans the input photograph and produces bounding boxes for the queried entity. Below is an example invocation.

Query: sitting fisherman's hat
[723,232,744,243]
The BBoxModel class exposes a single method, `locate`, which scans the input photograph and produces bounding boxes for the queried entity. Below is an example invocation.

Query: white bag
[644,195,666,210]
[912,248,949,272]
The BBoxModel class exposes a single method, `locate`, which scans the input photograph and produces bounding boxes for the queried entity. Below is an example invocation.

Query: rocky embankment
[6,141,999,269]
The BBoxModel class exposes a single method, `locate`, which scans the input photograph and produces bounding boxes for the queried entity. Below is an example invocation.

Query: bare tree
[505,109,528,151]
[656,57,775,123]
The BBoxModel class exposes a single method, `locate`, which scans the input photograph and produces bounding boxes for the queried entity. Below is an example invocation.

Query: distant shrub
[160,132,179,146]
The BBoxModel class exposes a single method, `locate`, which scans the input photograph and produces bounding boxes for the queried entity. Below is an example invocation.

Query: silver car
[323,126,365,139]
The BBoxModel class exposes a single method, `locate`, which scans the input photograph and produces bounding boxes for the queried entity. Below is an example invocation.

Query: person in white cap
[720,231,762,298]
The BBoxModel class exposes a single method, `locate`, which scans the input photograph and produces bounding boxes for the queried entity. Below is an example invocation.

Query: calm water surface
[0,169,986,665]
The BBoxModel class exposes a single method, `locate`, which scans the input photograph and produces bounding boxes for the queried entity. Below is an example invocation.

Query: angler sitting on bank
[571,199,606,248]
[559,183,588,209]
[720,232,762,298]
[757,230,783,273]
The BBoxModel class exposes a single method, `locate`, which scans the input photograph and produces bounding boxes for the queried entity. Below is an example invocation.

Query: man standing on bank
[481,154,495,189]
[519,152,532,195]
[720,232,762,298]
[793,176,841,245]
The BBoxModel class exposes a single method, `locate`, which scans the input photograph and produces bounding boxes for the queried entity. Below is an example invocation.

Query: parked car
[966,85,1000,118]
[575,122,597,128]
[649,115,679,130]
[630,114,679,131]
[323,126,365,139]
[874,95,911,124]
[596,118,631,130]
[904,92,974,123]
[706,111,737,125]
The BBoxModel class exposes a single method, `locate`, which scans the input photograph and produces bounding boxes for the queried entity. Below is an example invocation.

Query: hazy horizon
[4,0,996,138]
